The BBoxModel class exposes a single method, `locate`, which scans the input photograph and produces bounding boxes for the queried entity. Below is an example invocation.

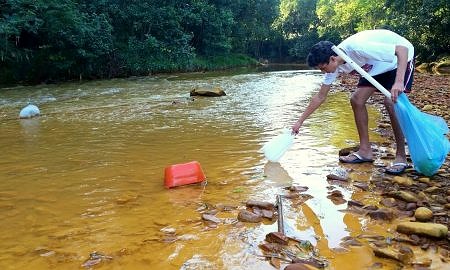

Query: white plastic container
[262,129,295,162]
[19,104,40,119]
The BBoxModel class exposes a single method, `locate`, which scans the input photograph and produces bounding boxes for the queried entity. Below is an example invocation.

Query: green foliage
[275,0,320,59]
[192,54,257,71]
[313,0,449,61]
[316,0,386,39]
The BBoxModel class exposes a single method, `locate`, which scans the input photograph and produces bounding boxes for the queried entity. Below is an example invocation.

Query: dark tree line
[1,0,448,85]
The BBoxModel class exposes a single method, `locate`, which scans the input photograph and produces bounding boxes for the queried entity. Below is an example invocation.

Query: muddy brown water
[0,70,444,269]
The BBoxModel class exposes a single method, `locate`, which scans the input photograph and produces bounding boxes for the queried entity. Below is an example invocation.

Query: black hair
[306,41,336,67]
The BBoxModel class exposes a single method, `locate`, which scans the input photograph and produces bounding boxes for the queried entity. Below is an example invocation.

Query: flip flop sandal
[339,152,374,164]
[385,162,409,175]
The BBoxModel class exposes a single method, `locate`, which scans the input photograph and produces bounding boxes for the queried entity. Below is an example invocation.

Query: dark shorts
[357,60,414,93]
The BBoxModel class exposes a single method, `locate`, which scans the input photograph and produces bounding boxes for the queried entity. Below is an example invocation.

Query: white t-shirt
[323,29,414,85]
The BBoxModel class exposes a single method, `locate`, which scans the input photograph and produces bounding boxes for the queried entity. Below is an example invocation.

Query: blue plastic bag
[394,93,450,176]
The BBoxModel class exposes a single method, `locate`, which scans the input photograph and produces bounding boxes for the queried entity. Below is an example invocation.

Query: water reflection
[19,118,41,142]
[263,162,293,187]
[165,185,207,207]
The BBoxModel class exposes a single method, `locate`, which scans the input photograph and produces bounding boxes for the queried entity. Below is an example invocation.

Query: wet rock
[260,209,275,219]
[203,209,219,215]
[34,247,55,257]
[414,207,433,222]
[405,202,417,211]
[392,236,417,245]
[411,258,432,268]
[397,210,414,218]
[417,177,431,184]
[380,198,397,207]
[341,237,363,247]
[398,245,414,264]
[348,200,365,208]
[181,255,214,269]
[396,222,448,238]
[286,186,309,193]
[392,176,413,186]
[284,192,300,199]
[296,193,314,203]
[161,234,178,243]
[363,205,378,211]
[372,241,388,248]
[367,208,394,221]
[201,214,221,224]
[259,243,283,253]
[237,209,262,223]
[422,104,433,111]
[190,87,226,97]
[265,232,289,245]
[357,234,385,241]
[327,190,347,205]
[386,191,418,203]
[82,252,113,268]
[116,192,139,205]
[417,192,431,202]
[245,200,275,210]
[353,182,369,191]
[178,234,199,241]
[326,174,348,182]
[424,186,439,193]
[215,203,237,212]
[372,247,403,262]
[160,227,176,234]
[270,257,281,269]
[338,146,359,156]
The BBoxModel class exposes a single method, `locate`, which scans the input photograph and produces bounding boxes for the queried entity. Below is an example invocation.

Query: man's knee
[351,87,374,107]
[350,93,366,107]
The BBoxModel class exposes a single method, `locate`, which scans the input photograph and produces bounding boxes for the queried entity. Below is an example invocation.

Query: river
[0,68,418,269]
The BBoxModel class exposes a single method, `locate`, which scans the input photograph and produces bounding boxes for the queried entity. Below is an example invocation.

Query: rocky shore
[333,72,450,262]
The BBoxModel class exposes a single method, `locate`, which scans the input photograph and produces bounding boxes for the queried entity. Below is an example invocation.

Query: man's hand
[390,81,404,102]
[291,120,301,135]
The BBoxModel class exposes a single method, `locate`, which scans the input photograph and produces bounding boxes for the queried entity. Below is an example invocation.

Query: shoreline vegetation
[1,56,448,89]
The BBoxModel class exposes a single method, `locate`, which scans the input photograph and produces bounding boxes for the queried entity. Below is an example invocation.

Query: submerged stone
[190,87,226,97]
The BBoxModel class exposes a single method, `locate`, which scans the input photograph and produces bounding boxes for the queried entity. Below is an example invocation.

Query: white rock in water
[19,104,40,118]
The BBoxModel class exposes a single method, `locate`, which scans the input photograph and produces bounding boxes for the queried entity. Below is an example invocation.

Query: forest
[1,0,448,85]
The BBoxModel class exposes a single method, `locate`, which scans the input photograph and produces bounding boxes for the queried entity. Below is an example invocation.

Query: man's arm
[391,45,409,102]
[292,84,331,134]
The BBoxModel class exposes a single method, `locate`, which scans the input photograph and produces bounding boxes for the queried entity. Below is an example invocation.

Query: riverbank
[332,72,450,262]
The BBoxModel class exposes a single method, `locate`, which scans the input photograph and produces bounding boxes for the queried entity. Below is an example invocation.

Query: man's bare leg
[340,86,376,162]
[384,97,407,170]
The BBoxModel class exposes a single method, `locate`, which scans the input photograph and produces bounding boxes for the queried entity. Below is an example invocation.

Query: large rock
[190,87,226,97]
[396,222,448,238]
